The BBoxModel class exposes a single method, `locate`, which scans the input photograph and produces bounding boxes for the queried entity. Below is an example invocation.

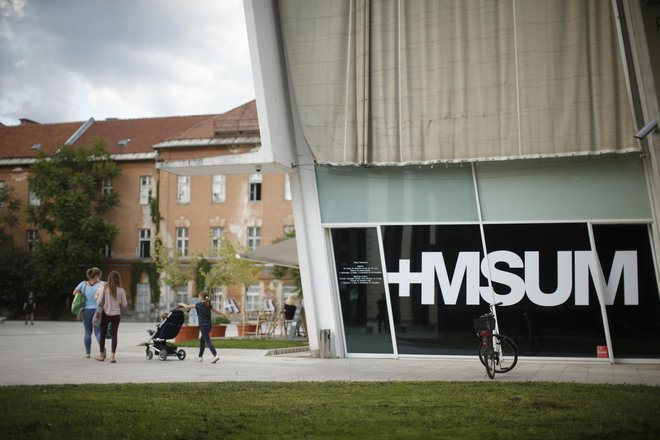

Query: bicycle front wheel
[494,335,518,373]
[479,344,496,379]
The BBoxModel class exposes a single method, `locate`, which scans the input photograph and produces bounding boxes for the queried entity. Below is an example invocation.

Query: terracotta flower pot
[236,323,257,336]
[210,324,227,338]
[175,325,199,343]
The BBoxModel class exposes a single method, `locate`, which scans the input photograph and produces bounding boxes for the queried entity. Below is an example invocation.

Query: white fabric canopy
[278,0,636,164]
[241,238,299,268]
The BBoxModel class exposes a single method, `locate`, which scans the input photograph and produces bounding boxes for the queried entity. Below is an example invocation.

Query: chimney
[20,118,39,125]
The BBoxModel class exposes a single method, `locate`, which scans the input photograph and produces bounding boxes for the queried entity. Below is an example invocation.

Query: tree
[271,229,302,298]
[0,185,33,316]
[202,236,262,291]
[154,239,194,295]
[26,140,120,317]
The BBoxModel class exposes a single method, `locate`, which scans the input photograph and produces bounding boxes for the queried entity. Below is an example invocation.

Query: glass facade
[322,155,660,359]
[331,223,660,358]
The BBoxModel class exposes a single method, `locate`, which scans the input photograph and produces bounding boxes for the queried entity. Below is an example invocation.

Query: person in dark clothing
[179,291,226,363]
[23,292,36,325]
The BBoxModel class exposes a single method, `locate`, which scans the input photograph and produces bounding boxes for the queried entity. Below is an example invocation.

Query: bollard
[319,329,331,358]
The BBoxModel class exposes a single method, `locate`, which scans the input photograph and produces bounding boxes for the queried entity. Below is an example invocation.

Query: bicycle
[473,303,519,379]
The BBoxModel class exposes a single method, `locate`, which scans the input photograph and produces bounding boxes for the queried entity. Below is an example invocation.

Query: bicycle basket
[473,315,496,334]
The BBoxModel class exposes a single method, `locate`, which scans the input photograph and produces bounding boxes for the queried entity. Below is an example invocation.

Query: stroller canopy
[154,309,185,340]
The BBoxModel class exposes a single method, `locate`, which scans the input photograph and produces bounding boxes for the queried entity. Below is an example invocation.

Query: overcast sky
[0,0,255,126]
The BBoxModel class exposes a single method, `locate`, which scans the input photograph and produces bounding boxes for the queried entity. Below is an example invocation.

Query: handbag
[92,289,105,326]
[71,292,85,315]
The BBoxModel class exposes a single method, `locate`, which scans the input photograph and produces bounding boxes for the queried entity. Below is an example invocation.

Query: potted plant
[211,315,231,337]
[202,236,262,338]
[236,320,258,337]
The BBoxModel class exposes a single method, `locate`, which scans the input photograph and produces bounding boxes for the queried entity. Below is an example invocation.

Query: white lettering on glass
[386,250,638,307]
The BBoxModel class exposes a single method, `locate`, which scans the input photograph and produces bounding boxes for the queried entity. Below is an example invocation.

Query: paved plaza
[1,320,659,386]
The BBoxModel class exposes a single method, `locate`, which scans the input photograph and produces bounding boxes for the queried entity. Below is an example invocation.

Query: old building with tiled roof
[0,101,296,321]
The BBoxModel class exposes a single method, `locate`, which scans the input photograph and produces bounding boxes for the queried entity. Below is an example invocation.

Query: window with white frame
[139,176,152,205]
[26,230,38,251]
[177,176,191,204]
[282,284,298,305]
[284,174,292,200]
[176,227,189,257]
[247,226,261,250]
[0,180,5,207]
[212,175,226,203]
[139,228,151,258]
[101,243,112,258]
[210,227,224,257]
[246,284,262,311]
[212,288,223,311]
[248,173,262,202]
[28,189,40,206]
[101,178,113,195]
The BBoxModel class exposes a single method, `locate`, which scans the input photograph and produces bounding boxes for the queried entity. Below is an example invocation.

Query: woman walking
[72,267,103,358]
[95,271,128,363]
[179,291,225,363]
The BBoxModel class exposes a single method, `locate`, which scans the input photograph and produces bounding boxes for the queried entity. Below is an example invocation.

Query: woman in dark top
[179,291,225,363]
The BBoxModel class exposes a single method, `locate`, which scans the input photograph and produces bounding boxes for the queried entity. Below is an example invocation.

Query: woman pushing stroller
[179,291,225,363]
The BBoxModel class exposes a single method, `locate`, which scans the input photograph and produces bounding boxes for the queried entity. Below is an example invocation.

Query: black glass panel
[483,223,602,357]
[331,228,393,354]
[593,224,660,358]
[383,225,484,355]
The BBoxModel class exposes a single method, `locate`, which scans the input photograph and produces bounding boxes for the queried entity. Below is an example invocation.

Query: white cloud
[0,0,254,125]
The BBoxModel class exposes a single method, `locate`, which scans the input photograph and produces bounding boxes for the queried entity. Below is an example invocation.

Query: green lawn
[1,382,658,439]
[174,338,308,350]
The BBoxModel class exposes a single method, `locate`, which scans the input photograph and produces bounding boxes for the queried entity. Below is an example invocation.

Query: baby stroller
[145,308,187,361]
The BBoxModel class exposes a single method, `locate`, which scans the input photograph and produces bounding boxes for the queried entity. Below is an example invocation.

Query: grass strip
[1,381,658,439]
[173,338,309,350]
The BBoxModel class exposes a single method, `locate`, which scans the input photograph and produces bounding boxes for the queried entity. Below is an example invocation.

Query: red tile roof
[70,114,215,154]
[0,121,85,158]
[167,100,258,141]
[0,100,258,159]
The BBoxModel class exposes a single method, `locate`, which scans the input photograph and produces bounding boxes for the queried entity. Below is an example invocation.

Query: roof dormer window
[117,139,131,147]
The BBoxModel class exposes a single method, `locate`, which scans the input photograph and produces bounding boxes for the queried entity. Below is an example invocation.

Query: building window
[26,230,38,251]
[246,284,262,311]
[248,173,262,202]
[284,174,291,201]
[177,176,191,204]
[247,226,261,250]
[139,228,152,258]
[140,176,152,205]
[212,175,226,203]
[210,227,224,257]
[28,189,40,206]
[101,243,112,258]
[212,288,223,311]
[101,178,113,195]
[176,227,189,257]
[282,284,298,305]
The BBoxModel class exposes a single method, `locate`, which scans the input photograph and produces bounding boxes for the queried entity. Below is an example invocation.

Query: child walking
[179,291,225,363]
[23,292,36,325]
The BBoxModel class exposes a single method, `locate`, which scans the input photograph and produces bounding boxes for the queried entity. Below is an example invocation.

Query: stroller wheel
[177,350,186,360]
[159,349,168,361]
[145,348,153,360]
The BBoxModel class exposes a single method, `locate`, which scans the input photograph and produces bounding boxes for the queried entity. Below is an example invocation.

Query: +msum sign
[387,250,638,307]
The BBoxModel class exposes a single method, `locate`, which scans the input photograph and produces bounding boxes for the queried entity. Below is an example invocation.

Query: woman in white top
[95,271,128,363]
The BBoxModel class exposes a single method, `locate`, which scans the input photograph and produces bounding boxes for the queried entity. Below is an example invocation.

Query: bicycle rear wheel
[494,335,518,373]
[479,344,496,379]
